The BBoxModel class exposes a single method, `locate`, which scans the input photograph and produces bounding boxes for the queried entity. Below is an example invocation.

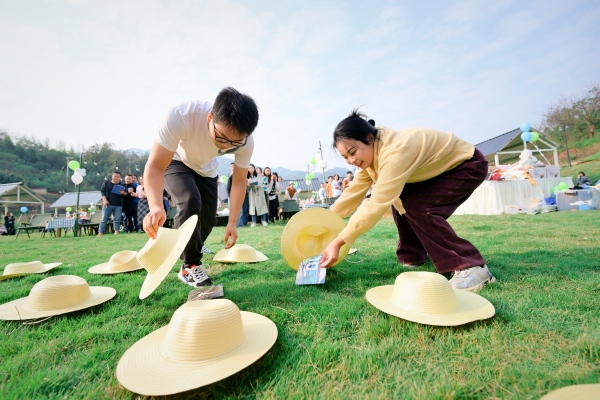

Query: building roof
[0,182,46,204]
[475,128,522,156]
[50,191,103,208]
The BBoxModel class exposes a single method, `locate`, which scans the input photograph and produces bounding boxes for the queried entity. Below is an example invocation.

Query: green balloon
[68,160,80,170]
[309,157,317,165]
[66,207,72,212]
[558,182,569,190]
[531,132,539,142]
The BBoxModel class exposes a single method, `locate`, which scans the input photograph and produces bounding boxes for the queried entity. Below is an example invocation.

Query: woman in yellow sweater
[320,110,495,292]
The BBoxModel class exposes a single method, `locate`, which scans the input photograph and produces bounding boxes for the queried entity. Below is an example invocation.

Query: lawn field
[1,211,599,399]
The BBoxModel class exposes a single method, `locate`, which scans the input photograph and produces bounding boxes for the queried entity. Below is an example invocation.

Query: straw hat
[1,260,62,281]
[281,208,350,270]
[213,244,268,264]
[88,250,144,274]
[136,215,198,300]
[366,271,495,326]
[0,275,116,320]
[540,384,600,399]
[116,299,278,396]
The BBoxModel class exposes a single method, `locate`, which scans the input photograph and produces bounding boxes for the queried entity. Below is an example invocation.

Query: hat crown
[4,261,45,276]
[229,245,257,261]
[159,299,246,362]
[107,251,138,272]
[390,272,459,314]
[25,275,91,311]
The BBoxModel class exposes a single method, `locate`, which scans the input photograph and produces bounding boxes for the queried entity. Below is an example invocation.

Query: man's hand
[320,237,346,268]
[102,199,109,207]
[223,222,238,249]
[143,208,167,239]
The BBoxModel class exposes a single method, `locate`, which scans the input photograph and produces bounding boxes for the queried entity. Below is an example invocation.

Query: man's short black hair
[212,87,259,135]
[112,171,121,175]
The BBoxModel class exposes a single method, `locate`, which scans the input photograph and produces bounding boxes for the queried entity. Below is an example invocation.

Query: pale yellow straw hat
[540,384,600,400]
[366,271,495,326]
[213,244,268,264]
[1,260,62,281]
[0,275,116,320]
[136,215,197,300]
[280,208,350,270]
[116,299,278,396]
[88,250,144,274]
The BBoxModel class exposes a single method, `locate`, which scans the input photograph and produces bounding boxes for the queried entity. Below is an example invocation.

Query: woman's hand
[320,237,346,268]
[223,222,238,249]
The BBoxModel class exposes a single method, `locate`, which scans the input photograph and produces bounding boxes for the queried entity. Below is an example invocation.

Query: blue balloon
[520,122,531,132]
[20,206,28,213]
[520,132,532,142]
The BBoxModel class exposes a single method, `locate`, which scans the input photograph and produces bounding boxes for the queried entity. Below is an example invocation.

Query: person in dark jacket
[98,171,127,236]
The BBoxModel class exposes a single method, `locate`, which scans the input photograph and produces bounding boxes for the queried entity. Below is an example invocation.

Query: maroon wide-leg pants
[391,149,488,274]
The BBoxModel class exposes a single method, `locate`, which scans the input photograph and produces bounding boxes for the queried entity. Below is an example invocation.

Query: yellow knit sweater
[330,126,475,244]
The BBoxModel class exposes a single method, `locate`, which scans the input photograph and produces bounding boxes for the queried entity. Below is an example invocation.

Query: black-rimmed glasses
[212,120,248,147]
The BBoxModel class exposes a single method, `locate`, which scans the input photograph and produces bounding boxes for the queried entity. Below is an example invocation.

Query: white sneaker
[178,265,213,288]
[261,221,268,226]
[449,265,496,292]
[251,222,256,228]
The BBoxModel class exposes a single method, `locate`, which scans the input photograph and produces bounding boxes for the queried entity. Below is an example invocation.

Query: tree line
[0,131,148,193]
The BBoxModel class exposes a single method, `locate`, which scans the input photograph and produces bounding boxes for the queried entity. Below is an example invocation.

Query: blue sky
[1,0,599,171]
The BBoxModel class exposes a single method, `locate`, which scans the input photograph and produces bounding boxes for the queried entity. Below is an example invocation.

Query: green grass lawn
[1,212,600,399]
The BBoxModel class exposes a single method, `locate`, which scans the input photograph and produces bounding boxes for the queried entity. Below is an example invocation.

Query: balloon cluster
[68,160,86,185]
[305,153,327,185]
[20,206,28,213]
[520,122,539,143]
[553,182,569,193]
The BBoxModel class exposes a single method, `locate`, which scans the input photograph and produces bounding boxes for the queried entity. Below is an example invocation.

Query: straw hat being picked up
[136,215,198,300]
[116,299,278,396]
[281,208,350,270]
[88,250,144,274]
[0,275,116,320]
[366,271,495,326]
[212,244,268,263]
[1,260,62,281]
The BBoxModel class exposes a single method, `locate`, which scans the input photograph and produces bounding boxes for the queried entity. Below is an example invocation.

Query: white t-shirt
[155,100,254,177]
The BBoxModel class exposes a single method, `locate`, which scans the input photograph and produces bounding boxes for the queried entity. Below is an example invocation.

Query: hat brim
[0,286,116,320]
[116,311,278,396]
[365,285,495,326]
[540,384,600,400]
[212,249,268,264]
[88,259,144,275]
[0,263,62,281]
[281,208,350,270]
[138,215,198,300]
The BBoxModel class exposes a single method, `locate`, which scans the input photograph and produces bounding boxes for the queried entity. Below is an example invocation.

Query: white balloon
[318,160,327,169]
[71,173,83,184]
[305,179,312,185]
[315,153,322,162]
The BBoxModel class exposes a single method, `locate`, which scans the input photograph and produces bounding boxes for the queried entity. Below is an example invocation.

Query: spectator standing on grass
[320,109,495,293]
[331,174,343,197]
[133,175,149,232]
[98,171,126,236]
[122,174,137,233]
[4,212,15,235]
[326,176,333,199]
[131,174,140,231]
[317,182,327,203]
[265,168,279,223]
[143,87,259,288]
[247,164,268,227]
[342,170,354,191]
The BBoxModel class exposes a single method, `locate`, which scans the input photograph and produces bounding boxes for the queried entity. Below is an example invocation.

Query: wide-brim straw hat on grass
[366,271,495,326]
[213,244,268,264]
[0,275,116,320]
[88,250,144,274]
[540,384,600,399]
[116,299,278,396]
[281,208,350,270]
[1,260,62,281]
[136,215,197,300]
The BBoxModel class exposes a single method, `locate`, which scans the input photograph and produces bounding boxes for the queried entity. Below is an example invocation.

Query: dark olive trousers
[391,149,488,274]
[164,160,218,267]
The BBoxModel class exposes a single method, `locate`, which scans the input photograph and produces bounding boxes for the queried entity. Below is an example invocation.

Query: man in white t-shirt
[143,87,259,287]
